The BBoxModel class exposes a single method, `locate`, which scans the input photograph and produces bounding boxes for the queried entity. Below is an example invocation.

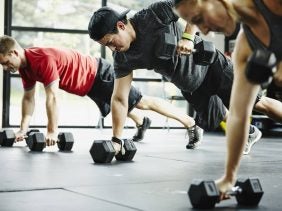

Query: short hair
[0,35,19,55]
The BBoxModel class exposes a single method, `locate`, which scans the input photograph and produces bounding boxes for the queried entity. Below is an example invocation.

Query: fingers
[219,192,231,201]
[177,45,193,55]
[45,137,57,146]
[14,134,27,143]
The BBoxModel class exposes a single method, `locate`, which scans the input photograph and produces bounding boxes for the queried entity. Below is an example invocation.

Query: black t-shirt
[113,0,209,92]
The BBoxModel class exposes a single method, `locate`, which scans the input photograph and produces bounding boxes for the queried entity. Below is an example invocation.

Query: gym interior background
[1,0,226,130]
[1,0,282,210]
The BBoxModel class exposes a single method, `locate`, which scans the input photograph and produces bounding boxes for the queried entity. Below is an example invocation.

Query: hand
[177,39,194,55]
[111,137,122,155]
[15,130,27,142]
[45,132,58,146]
[215,176,235,201]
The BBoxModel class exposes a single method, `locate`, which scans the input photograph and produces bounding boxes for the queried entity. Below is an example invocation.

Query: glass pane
[107,0,157,11]
[12,31,100,57]
[103,81,188,127]
[12,0,101,30]
[10,77,101,126]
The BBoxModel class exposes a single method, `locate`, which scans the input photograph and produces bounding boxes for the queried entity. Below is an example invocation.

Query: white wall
[0,0,4,128]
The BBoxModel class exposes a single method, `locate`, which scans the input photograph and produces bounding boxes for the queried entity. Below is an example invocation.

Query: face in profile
[0,50,21,73]
[98,21,132,52]
[175,0,237,36]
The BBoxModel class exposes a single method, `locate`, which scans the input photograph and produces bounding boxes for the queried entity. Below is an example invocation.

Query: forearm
[111,96,128,138]
[224,110,250,181]
[20,97,35,132]
[46,95,58,133]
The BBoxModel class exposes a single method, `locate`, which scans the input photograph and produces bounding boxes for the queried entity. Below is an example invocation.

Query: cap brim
[119,9,130,19]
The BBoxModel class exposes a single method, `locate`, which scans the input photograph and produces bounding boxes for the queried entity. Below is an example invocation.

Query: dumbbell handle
[226,186,243,196]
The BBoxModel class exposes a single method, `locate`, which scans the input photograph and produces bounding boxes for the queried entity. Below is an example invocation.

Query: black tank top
[243,0,282,60]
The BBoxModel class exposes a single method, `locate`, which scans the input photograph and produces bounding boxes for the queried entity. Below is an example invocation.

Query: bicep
[230,30,260,113]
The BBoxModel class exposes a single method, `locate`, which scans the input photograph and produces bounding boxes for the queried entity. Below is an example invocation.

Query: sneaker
[132,117,152,142]
[243,125,262,155]
[186,125,203,149]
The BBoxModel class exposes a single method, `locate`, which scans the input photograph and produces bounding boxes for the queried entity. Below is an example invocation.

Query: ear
[116,21,126,30]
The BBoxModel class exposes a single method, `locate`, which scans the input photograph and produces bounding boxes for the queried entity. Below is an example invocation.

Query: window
[4,0,187,128]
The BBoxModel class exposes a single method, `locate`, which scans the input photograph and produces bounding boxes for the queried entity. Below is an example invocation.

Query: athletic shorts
[181,59,261,131]
[87,58,142,117]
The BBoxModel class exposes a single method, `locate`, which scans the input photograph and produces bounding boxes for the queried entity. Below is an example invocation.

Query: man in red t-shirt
[0,35,197,149]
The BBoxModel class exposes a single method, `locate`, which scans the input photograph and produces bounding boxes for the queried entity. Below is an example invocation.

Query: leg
[254,96,282,122]
[134,95,195,128]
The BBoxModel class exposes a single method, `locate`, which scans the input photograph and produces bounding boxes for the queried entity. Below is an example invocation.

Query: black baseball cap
[88,7,130,41]
[173,0,184,6]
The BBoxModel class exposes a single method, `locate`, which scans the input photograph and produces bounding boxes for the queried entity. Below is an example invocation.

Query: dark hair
[88,7,130,41]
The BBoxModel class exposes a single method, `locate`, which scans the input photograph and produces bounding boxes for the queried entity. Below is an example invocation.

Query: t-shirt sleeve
[113,52,132,79]
[21,76,36,91]
[148,0,179,24]
[39,58,60,87]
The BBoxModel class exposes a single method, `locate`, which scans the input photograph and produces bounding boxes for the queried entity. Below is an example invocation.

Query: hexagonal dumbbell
[0,129,16,147]
[188,178,264,209]
[57,132,74,151]
[114,139,137,161]
[193,40,216,66]
[245,49,277,88]
[89,140,116,163]
[89,138,137,163]
[26,131,46,152]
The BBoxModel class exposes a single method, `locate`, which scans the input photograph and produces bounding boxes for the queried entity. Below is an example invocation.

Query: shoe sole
[243,130,262,155]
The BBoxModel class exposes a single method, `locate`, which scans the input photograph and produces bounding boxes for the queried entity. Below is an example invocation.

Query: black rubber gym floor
[0,128,281,211]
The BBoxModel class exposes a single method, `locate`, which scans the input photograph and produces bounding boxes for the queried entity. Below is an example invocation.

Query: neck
[127,20,136,42]
[19,48,27,68]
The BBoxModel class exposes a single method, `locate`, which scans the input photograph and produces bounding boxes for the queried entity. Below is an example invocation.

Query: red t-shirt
[19,47,98,96]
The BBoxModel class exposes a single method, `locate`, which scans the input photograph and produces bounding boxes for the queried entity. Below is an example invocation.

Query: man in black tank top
[175,0,282,200]
[88,1,282,156]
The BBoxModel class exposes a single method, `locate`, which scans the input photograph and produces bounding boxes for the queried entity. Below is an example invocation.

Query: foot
[243,125,262,155]
[132,117,152,142]
[186,125,203,149]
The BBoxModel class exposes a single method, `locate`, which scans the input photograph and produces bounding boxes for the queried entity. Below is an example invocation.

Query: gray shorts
[181,59,261,131]
[87,58,142,117]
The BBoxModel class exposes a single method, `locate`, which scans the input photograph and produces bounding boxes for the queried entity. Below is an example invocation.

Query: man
[0,35,197,148]
[174,0,282,199]
[87,0,282,156]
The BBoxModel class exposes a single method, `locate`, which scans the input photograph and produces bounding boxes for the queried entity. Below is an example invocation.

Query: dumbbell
[0,129,39,147]
[193,40,216,66]
[188,178,264,209]
[27,131,74,152]
[156,33,216,65]
[89,138,137,163]
[0,129,16,147]
[245,49,277,88]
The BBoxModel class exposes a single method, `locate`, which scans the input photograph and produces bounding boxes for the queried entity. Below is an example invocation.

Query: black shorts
[181,58,261,131]
[87,58,142,117]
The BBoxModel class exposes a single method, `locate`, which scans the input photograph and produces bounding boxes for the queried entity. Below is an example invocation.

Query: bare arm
[111,72,133,139]
[44,80,60,146]
[15,86,36,141]
[216,30,261,194]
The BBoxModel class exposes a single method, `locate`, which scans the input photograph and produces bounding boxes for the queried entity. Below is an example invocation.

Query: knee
[255,96,269,113]
[136,97,150,110]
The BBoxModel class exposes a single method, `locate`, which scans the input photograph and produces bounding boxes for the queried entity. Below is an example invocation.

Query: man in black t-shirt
[88,0,282,154]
